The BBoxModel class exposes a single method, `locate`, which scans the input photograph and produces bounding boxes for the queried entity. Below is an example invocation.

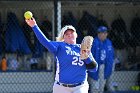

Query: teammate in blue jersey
[88,26,114,93]
[25,17,98,93]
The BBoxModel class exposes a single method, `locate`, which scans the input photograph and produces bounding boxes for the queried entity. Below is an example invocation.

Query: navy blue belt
[56,81,84,87]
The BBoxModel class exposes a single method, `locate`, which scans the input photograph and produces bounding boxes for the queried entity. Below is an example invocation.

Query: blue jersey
[32,25,97,84]
[89,37,114,80]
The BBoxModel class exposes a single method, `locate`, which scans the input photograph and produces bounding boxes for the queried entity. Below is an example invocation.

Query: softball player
[25,18,98,93]
[88,26,114,93]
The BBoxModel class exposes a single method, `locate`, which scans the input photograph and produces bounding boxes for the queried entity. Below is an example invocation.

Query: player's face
[63,30,77,44]
[98,32,108,41]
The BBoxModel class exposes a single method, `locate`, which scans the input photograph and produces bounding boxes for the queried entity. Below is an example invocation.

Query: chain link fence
[0,0,139,93]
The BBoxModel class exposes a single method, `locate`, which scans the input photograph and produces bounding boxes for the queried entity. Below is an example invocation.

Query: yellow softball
[24,11,33,19]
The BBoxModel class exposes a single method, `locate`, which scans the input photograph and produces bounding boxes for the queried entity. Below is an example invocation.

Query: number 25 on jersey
[72,57,84,66]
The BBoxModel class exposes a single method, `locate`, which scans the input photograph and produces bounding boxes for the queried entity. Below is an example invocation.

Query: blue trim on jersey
[32,25,97,84]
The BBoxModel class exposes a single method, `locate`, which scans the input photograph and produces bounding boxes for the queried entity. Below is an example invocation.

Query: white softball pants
[53,81,89,93]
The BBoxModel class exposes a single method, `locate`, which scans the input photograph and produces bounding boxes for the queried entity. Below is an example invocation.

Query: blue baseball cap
[97,26,108,32]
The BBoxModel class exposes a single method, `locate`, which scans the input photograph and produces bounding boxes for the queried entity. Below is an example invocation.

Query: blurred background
[0,0,139,93]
